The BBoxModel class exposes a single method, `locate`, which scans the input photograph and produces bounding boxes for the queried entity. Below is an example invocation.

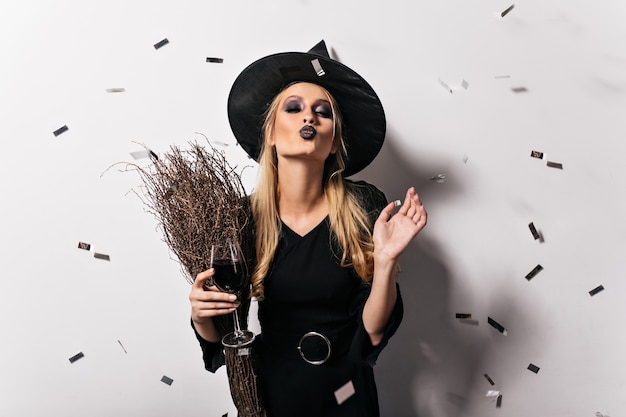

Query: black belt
[260,324,354,366]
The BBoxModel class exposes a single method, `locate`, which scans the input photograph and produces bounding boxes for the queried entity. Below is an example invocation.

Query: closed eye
[284,99,302,113]
[314,105,332,118]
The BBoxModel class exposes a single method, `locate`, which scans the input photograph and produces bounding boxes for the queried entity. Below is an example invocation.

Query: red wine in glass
[212,259,246,294]
[210,242,255,348]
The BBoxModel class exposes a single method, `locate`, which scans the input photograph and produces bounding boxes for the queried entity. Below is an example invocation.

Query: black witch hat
[227,40,386,177]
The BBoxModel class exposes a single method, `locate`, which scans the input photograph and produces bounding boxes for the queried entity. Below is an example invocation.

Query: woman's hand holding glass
[190,268,240,326]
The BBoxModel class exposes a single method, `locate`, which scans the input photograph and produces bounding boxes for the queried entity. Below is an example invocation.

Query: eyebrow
[284,95,331,104]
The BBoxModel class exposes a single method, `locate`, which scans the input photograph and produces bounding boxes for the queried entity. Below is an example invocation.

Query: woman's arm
[362,187,427,346]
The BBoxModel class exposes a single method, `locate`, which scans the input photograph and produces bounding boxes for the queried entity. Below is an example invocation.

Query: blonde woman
[190,41,427,417]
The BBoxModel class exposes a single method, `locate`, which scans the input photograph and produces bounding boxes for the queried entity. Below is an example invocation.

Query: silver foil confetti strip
[154,38,169,49]
[53,125,69,137]
[486,390,500,397]
[130,150,158,160]
[78,241,91,251]
[530,150,544,159]
[334,380,355,405]
[589,285,604,296]
[94,252,110,261]
[311,58,325,76]
[206,57,224,63]
[237,347,251,356]
[161,375,173,385]
[525,264,544,281]
[438,78,453,94]
[501,4,515,17]
[495,75,511,79]
[511,87,528,93]
[487,317,507,335]
[461,80,469,90]
[527,363,540,373]
[106,88,125,93]
[130,150,152,159]
[164,183,178,200]
[69,352,84,363]
[546,161,563,169]
[430,173,446,183]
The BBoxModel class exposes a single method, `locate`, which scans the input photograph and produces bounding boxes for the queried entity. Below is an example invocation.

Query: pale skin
[190,82,427,346]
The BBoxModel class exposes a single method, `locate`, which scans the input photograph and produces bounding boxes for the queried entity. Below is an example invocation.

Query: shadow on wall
[357,131,514,417]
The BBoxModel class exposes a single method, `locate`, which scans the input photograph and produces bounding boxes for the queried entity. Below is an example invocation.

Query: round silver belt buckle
[298,331,331,365]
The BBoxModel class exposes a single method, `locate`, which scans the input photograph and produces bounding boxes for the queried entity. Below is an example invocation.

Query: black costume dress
[194,181,403,417]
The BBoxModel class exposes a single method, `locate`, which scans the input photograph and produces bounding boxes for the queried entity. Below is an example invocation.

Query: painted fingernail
[229,295,237,301]
[394,200,402,207]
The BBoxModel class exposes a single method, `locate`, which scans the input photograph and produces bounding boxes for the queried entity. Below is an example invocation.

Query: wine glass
[209,241,255,348]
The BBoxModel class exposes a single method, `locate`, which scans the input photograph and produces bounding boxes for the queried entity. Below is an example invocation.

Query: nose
[303,110,316,124]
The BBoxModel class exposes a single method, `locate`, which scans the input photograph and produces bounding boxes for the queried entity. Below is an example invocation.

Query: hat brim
[227,50,385,177]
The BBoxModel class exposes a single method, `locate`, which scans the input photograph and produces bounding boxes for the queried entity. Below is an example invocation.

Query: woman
[189,40,427,416]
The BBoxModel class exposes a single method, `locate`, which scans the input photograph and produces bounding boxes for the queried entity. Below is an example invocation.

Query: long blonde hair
[250,83,375,300]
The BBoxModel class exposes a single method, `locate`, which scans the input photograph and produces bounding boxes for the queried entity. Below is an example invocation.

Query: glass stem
[232,306,242,336]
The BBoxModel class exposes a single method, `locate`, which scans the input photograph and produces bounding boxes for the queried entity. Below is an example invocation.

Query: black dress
[194,181,403,417]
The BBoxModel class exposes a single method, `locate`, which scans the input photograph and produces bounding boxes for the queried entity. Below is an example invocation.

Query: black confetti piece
[69,352,84,363]
[546,161,563,169]
[94,252,110,261]
[154,38,169,50]
[589,285,604,296]
[495,75,511,79]
[511,87,528,93]
[525,264,544,281]
[106,88,125,93]
[496,394,503,408]
[53,125,69,137]
[527,363,540,373]
[206,57,224,63]
[149,150,158,160]
[222,414,228,417]
[161,375,173,385]
[456,313,472,319]
[78,241,91,251]
[528,222,541,240]
[484,373,495,386]
[117,340,127,353]
[501,4,515,17]
[530,150,544,159]
[487,317,507,335]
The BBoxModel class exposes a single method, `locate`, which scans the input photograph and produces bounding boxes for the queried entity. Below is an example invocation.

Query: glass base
[222,330,255,349]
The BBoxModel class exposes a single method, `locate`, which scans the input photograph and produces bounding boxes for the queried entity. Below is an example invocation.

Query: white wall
[1,1,625,416]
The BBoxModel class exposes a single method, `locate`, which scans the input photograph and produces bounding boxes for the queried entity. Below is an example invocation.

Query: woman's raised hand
[373,187,427,264]
[189,268,240,325]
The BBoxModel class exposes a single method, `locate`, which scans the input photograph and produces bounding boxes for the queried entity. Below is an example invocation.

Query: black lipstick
[299,125,317,140]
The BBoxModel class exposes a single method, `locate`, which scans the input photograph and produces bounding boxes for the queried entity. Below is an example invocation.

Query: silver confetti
[430,173,446,183]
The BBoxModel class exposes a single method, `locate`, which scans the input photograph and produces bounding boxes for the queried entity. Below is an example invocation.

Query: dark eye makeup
[282,97,333,119]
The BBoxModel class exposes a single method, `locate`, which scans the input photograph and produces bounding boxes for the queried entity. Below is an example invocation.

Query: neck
[276,159,326,217]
